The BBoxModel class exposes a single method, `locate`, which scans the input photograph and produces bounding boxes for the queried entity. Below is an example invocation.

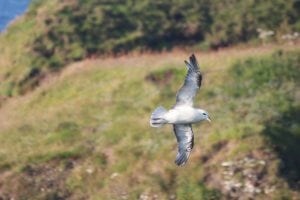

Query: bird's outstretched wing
[175,54,202,107]
[173,124,194,166]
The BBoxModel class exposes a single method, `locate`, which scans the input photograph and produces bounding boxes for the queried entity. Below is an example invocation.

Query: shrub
[31,0,300,70]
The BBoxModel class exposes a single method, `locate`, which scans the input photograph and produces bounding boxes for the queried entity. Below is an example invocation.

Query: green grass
[0,46,299,199]
[1,0,299,97]
[0,0,60,96]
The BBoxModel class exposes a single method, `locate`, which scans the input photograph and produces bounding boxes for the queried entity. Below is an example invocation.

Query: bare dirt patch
[0,158,79,200]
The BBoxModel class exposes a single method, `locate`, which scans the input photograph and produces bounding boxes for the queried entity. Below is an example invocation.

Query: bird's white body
[150,54,210,166]
[164,106,206,124]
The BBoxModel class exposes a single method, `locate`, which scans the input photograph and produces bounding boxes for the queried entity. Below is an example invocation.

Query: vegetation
[32,0,300,68]
[0,0,299,96]
[228,50,300,188]
[0,46,299,199]
[0,0,300,199]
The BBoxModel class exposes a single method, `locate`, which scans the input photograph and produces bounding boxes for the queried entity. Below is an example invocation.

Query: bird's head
[197,109,211,123]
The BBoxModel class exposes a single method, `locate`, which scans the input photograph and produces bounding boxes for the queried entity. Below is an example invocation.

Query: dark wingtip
[189,54,200,72]
[190,53,196,60]
[175,152,189,166]
[175,160,186,167]
[190,53,197,62]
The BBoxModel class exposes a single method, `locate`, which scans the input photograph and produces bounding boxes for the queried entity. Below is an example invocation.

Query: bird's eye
[203,113,206,115]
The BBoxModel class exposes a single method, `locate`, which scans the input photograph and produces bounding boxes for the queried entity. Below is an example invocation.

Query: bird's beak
[207,116,211,123]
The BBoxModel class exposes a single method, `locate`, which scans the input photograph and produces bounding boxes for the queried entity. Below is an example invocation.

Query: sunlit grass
[0,45,299,199]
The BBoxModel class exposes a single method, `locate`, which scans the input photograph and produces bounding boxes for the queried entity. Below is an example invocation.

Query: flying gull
[150,54,211,166]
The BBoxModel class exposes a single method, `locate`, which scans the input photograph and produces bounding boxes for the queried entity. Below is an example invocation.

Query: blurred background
[0,0,299,199]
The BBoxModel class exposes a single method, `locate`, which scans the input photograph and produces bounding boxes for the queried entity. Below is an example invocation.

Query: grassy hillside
[0,45,299,199]
[0,0,60,96]
[0,0,299,199]
[0,0,299,96]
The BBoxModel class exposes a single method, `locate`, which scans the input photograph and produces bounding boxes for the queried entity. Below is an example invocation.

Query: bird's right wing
[175,54,202,107]
[173,124,194,166]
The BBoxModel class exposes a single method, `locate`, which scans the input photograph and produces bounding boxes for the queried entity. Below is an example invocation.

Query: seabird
[150,54,211,166]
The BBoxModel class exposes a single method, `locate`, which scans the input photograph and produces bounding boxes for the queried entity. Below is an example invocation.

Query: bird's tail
[150,106,168,128]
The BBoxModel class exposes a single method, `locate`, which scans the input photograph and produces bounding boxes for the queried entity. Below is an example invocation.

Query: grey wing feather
[173,124,194,166]
[175,54,202,106]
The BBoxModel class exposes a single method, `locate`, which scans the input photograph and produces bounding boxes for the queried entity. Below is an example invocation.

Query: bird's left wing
[173,124,194,166]
[175,54,202,107]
